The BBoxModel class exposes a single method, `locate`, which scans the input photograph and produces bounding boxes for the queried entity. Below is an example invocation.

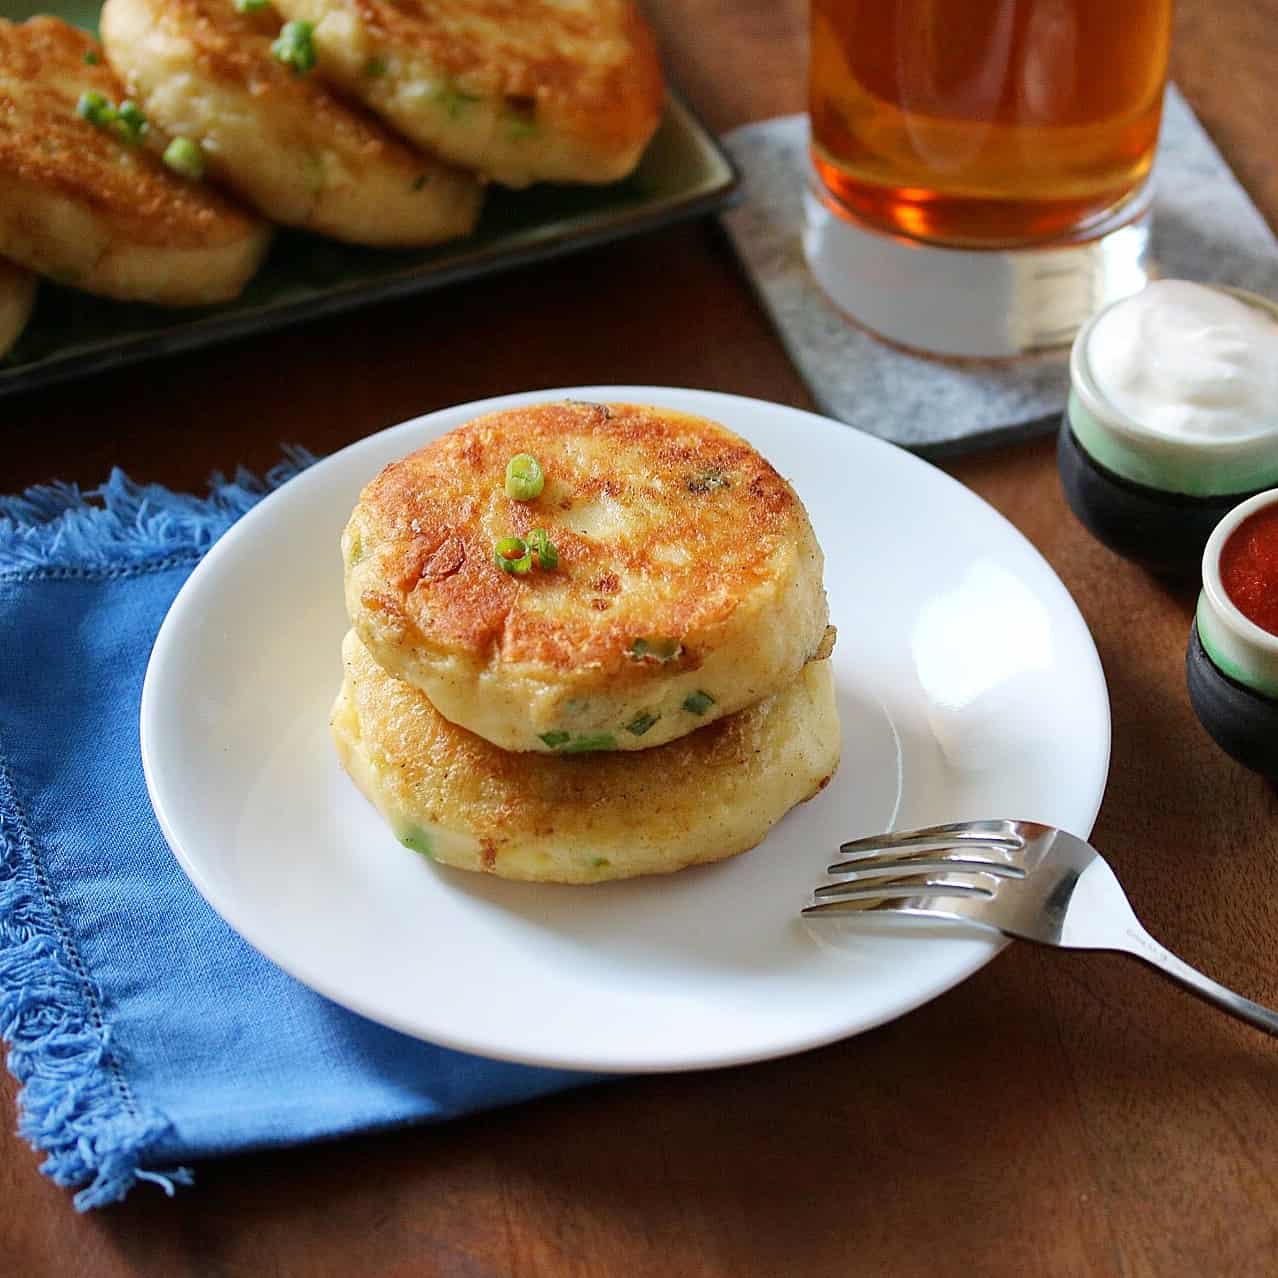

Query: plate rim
[141,385,1111,1073]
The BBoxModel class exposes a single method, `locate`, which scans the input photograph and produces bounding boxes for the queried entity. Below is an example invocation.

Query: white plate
[141,387,1109,1073]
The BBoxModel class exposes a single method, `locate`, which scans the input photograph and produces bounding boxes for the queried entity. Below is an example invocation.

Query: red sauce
[1220,504,1278,636]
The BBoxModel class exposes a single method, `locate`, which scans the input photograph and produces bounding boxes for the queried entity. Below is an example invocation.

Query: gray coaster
[720,89,1278,455]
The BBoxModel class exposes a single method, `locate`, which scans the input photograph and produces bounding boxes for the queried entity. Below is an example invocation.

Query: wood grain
[4,2,1278,1275]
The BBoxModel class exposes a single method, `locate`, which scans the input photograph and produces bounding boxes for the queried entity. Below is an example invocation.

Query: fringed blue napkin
[0,456,584,1210]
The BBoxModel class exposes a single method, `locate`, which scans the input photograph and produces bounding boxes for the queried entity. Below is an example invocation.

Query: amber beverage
[810,0,1173,247]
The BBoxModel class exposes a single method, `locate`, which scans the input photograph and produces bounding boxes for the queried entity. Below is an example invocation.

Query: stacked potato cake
[332,401,841,883]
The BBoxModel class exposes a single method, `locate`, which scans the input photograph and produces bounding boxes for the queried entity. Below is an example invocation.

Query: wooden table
[5,2,1278,1273]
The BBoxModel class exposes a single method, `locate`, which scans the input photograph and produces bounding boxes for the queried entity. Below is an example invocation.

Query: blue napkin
[0,457,586,1210]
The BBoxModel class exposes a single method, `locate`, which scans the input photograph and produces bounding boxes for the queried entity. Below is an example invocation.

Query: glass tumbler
[804,0,1174,358]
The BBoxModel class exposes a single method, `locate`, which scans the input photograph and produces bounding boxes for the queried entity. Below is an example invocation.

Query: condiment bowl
[1060,284,1278,577]
[1187,487,1278,779]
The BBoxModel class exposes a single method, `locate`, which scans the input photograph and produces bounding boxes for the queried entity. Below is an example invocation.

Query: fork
[803,819,1278,1036]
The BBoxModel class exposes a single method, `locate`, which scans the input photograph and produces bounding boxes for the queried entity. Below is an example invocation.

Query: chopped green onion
[114,99,148,144]
[411,174,429,191]
[77,92,147,145]
[683,690,716,716]
[399,828,434,858]
[628,636,681,662]
[494,535,532,574]
[234,0,271,10]
[505,453,544,501]
[561,733,616,753]
[76,90,113,125]
[436,81,480,118]
[507,116,538,141]
[272,20,317,75]
[83,49,100,65]
[625,711,660,737]
[540,730,617,753]
[163,136,205,181]
[528,528,558,571]
[591,857,611,869]
[364,55,388,78]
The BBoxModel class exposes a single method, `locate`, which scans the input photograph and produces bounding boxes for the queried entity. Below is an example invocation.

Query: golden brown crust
[100,0,481,244]
[271,0,664,183]
[347,401,828,753]
[149,0,281,82]
[354,401,808,675]
[333,629,842,883]
[0,17,260,252]
[351,630,793,827]
[342,0,663,153]
[128,0,441,169]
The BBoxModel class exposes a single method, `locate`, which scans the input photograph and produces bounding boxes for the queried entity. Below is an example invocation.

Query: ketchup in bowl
[1188,489,1278,780]
[1219,503,1278,637]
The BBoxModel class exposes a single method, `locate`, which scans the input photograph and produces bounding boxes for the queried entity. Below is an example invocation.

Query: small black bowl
[1186,620,1278,780]
[1057,419,1264,577]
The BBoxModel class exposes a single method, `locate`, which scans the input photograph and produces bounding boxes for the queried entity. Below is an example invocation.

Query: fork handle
[1119,926,1278,1037]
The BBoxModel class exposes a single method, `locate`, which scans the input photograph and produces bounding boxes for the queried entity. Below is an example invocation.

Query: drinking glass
[804,0,1174,357]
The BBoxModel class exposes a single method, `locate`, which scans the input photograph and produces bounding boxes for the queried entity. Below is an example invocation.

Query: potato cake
[0,17,269,306]
[269,0,664,187]
[100,0,482,246]
[0,257,35,357]
[343,401,830,753]
[332,629,841,883]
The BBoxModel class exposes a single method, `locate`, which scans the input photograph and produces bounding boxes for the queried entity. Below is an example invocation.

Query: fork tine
[838,820,1024,860]
[812,878,996,903]
[818,856,1026,885]
[834,835,1023,866]
[802,879,996,911]
[801,897,1003,933]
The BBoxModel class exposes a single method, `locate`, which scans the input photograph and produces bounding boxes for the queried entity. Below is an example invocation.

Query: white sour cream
[1086,280,1278,444]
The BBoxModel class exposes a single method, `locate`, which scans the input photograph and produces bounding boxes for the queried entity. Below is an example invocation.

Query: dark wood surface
[5,2,1278,1274]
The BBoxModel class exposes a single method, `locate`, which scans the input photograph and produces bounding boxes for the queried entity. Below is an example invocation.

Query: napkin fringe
[0,445,316,577]
[0,753,191,1209]
[0,451,314,1209]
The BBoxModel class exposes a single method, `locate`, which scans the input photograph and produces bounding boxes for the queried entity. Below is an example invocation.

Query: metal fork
[804,819,1278,1036]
